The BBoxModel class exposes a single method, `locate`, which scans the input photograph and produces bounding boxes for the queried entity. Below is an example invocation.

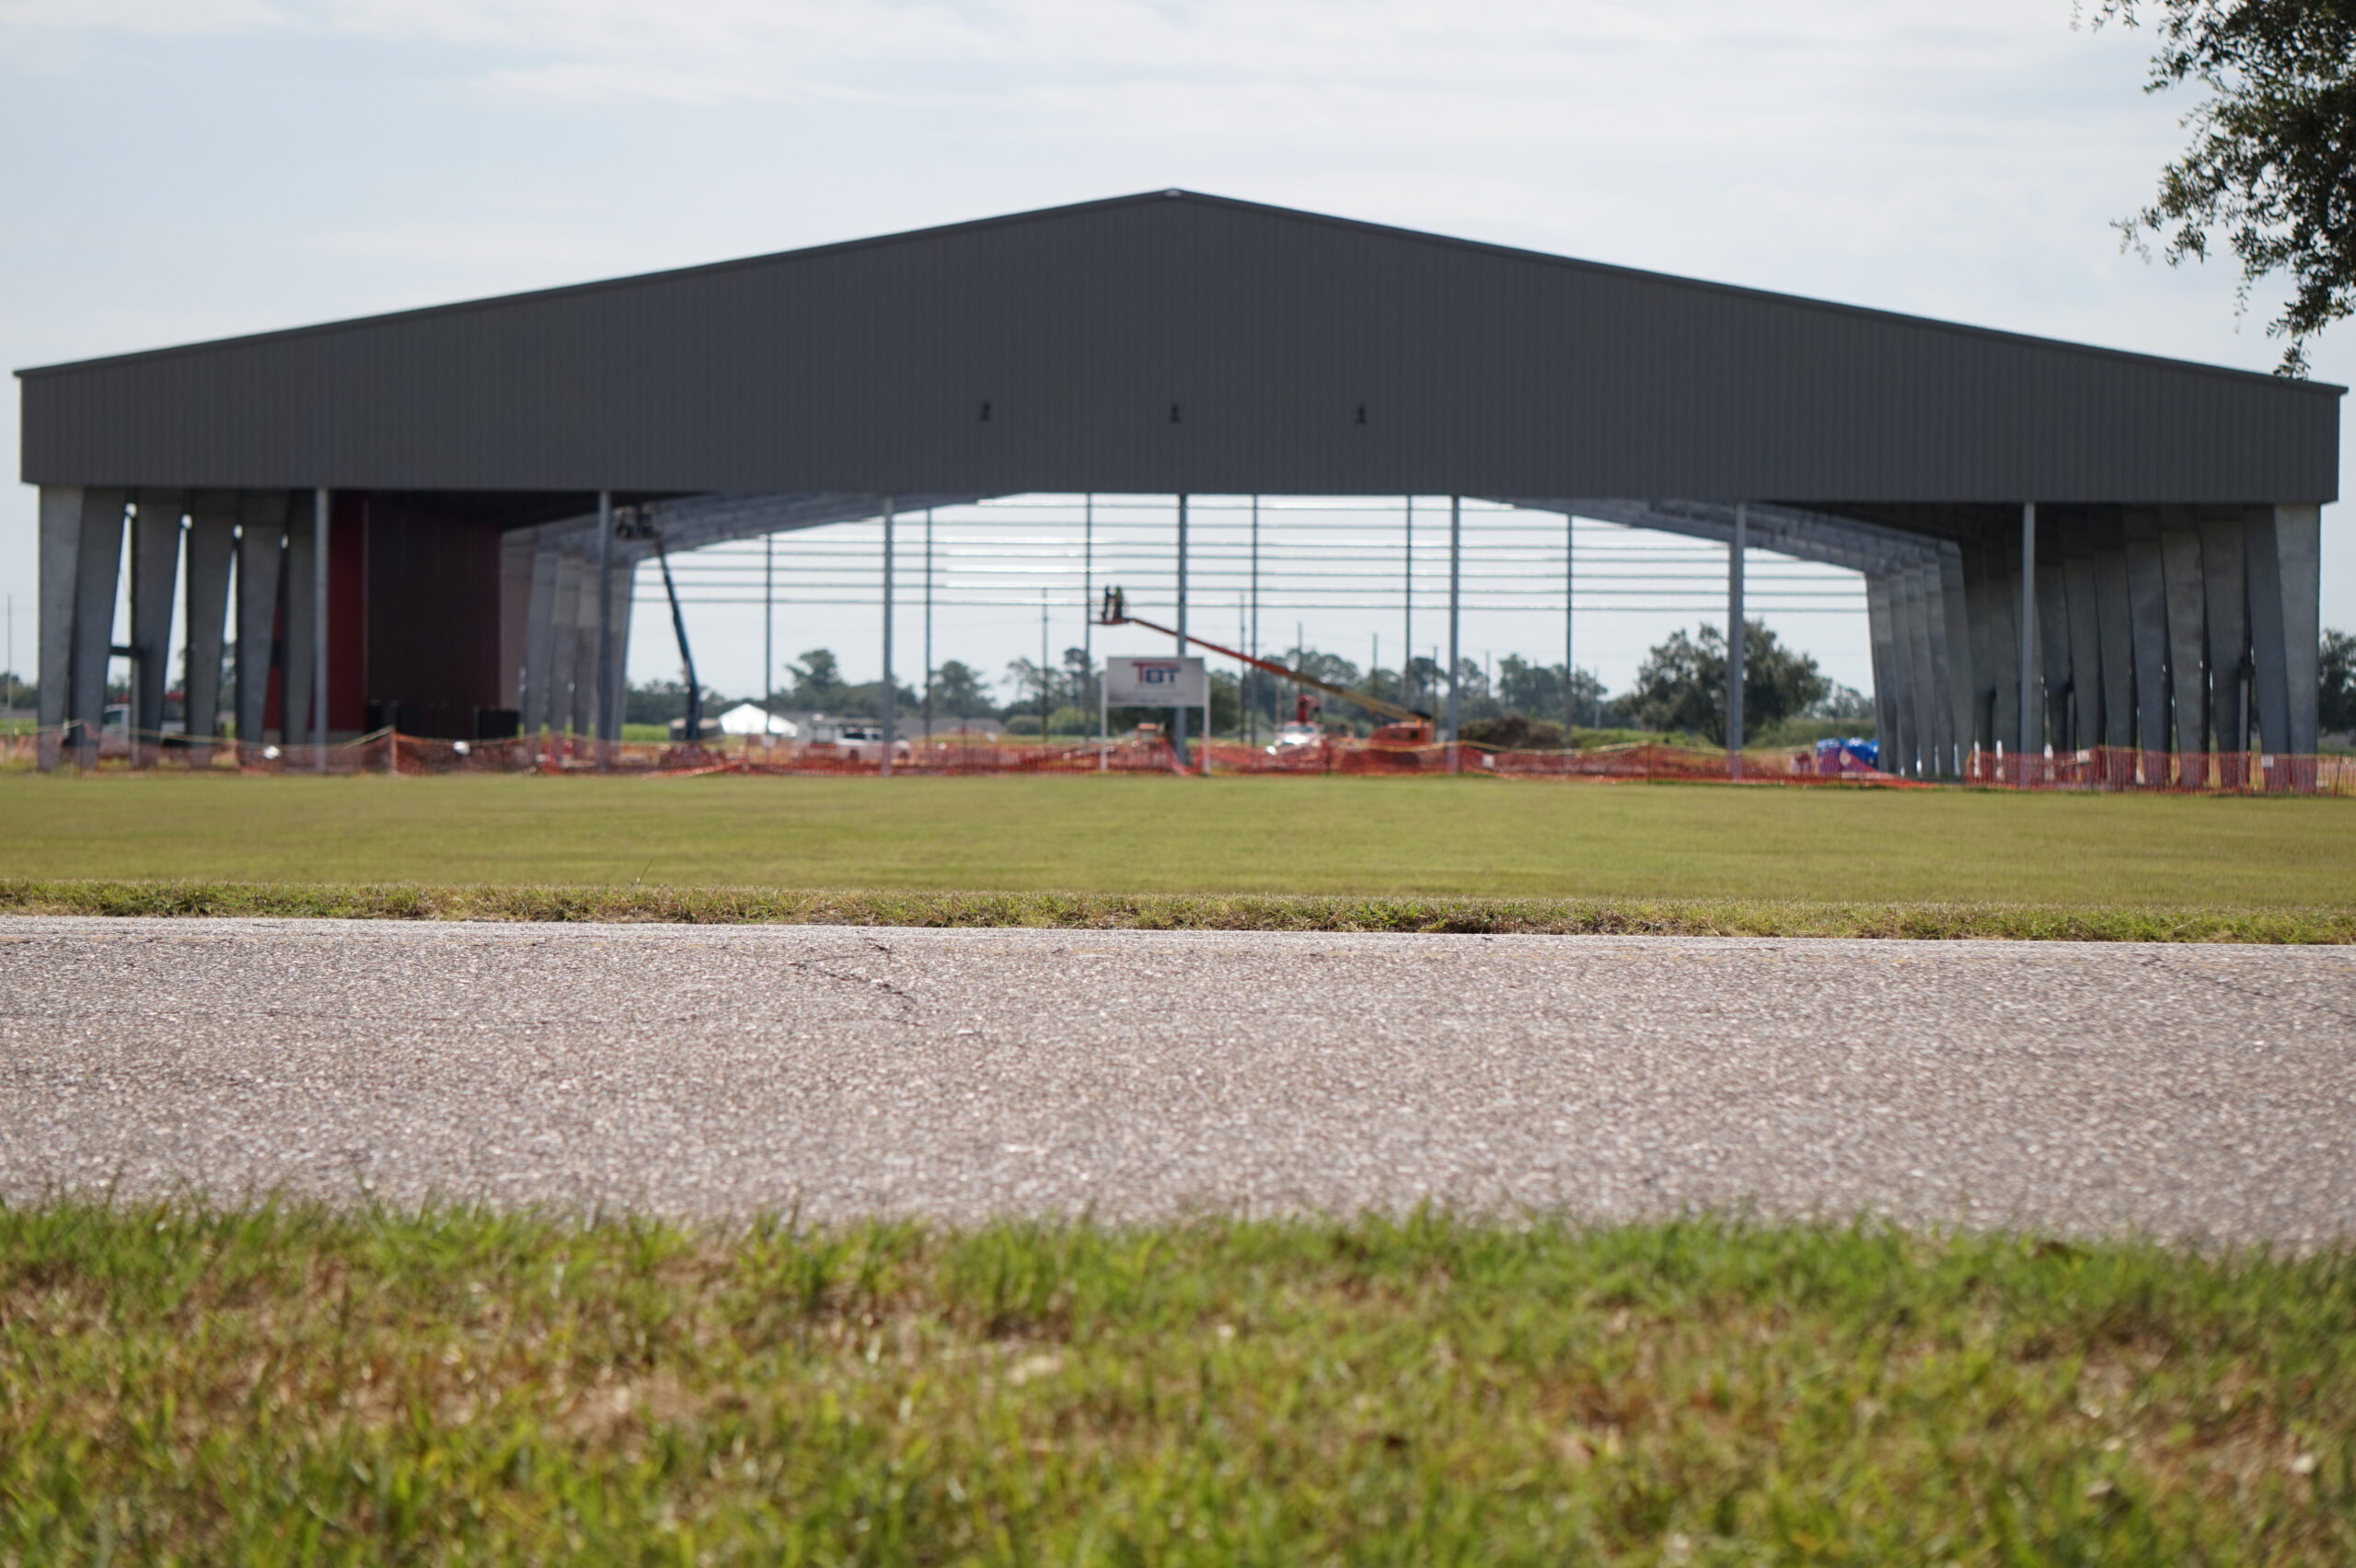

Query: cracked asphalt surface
[3,917,2352,1241]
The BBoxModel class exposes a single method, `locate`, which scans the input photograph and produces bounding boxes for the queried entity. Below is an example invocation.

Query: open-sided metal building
[17,190,2340,773]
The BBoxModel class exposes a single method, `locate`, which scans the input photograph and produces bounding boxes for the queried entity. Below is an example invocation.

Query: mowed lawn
[4,772,2351,908]
[6,1205,2352,1563]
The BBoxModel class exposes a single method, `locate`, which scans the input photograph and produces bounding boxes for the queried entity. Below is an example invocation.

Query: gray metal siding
[17,192,2342,503]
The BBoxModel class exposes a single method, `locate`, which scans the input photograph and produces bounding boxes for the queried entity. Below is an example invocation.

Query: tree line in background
[6,620,2342,747]
[620,621,1883,749]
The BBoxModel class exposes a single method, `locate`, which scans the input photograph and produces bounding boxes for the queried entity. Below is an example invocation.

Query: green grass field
[4,772,2351,910]
[5,1204,2349,1564]
[9,780,2354,1558]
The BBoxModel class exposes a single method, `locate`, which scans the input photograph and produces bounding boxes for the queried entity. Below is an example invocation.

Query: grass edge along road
[6,878,2356,940]
[5,773,2355,911]
[4,1202,2349,1562]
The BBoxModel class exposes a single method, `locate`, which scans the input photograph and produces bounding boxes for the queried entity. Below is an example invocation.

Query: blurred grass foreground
[3,1203,2350,1562]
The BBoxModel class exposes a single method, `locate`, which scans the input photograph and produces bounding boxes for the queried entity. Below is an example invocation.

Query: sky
[2,0,2348,706]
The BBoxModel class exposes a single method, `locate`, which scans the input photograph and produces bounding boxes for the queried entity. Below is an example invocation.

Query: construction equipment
[620,509,711,748]
[1097,587,1434,744]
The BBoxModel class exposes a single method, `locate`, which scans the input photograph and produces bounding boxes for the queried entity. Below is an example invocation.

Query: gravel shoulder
[4,917,2351,1242]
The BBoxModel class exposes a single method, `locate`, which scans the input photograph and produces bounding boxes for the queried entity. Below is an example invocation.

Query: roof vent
[1169,402,1183,423]
[1356,404,1369,425]
[978,399,992,422]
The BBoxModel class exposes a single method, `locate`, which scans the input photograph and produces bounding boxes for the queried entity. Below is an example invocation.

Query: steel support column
[311,489,329,764]
[67,489,128,765]
[1934,542,1972,775]
[601,561,634,750]
[2123,510,2172,759]
[2018,503,2038,757]
[2158,513,2208,773]
[1172,494,1190,770]
[128,490,184,759]
[566,555,599,738]
[1446,495,1461,768]
[593,490,614,764]
[2244,504,2302,761]
[1727,502,1746,775]
[2266,503,2321,757]
[2061,532,2103,750]
[2092,517,2136,750]
[1402,498,1414,715]
[881,496,896,775]
[1894,567,1932,777]
[283,514,317,747]
[518,541,560,733]
[235,490,288,747]
[181,492,238,759]
[1865,573,1902,766]
[548,550,583,735]
[35,485,84,769]
[2197,513,2249,759]
[1562,510,1576,732]
[2035,525,2073,753]
[1967,543,2016,759]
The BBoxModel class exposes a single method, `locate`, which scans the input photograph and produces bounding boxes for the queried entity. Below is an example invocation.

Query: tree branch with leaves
[2092,0,2356,375]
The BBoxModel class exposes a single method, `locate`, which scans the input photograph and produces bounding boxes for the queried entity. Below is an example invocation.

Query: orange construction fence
[8,726,2351,795]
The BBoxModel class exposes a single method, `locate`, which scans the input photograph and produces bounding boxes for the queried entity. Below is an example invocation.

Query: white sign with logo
[1103,655,1207,707]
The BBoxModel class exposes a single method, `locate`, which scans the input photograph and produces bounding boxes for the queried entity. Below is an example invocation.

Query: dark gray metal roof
[17,190,2342,504]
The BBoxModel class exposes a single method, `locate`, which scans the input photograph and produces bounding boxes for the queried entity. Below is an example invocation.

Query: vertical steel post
[1172,494,1190,769]
[1446,495,1461,770]
[923,507,936,743]
[595,490,613,768]
[1248,495,1260,747]
[1079,496,1091,745]
[1039,589,1050,732]
[1403,497,1415,713]
[1564,510,1576,732]
[880,498,896,775]
[1727,502,1746,778]
[313,487,329,771]
[2018,502,2038,763]
[763,530,774,730]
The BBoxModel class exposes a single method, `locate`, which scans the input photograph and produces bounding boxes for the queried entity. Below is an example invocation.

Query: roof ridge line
[14,189,2346,396]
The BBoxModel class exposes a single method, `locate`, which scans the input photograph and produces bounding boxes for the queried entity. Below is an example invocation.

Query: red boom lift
[1095,587,1436,745]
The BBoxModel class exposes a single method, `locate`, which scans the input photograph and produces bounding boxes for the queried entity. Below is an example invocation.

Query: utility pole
[763,531,774,726]
[1040,588,1050,732]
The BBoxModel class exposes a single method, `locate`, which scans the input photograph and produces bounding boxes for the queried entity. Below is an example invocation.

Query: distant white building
[717,703,798,737]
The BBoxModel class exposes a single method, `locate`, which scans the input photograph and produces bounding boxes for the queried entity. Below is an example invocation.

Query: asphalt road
[3,917,2352,1241]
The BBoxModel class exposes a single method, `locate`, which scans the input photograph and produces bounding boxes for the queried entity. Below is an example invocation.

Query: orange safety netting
[9,726,2350,794]
[1960,746,2356,795]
